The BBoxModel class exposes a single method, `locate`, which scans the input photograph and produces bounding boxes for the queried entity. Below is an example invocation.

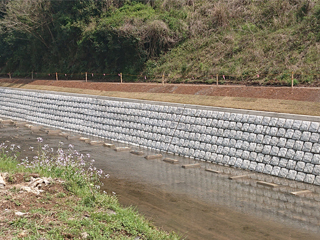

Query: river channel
[1,121,320,240]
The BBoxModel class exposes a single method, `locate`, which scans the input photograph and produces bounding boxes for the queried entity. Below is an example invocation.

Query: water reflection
[170,160,319,233]
[97,145,320,235]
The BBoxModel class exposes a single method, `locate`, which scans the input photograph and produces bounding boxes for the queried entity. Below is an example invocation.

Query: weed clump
[0,140,180,239]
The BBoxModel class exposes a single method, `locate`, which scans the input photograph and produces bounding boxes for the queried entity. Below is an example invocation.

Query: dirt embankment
[1,78,320,116]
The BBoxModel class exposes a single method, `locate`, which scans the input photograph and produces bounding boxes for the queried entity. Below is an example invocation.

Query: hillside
[0,0,320,86]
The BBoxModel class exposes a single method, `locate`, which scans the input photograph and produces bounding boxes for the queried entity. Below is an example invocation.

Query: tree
[0,0,53,48]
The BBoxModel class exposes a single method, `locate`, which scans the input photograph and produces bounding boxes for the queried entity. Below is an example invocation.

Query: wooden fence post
[31,71,34,80]
[162,72,165,86]
[291,72,294,88]
[216,74,219,86]
[56,72,58,81]
[85,72,88,82]
[120,73,123,84]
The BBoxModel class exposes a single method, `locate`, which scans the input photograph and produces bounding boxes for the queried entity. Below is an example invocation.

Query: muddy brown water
[1,121,320,240]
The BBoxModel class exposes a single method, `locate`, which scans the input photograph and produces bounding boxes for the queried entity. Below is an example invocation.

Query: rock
[81,232,89,239]
[29,177,52,188]
[0,173,7,188]
[20,177,52,194]
[18,230,28,238]
[15,211,28,216]
[106,209,117,216]
[20,186,44,195]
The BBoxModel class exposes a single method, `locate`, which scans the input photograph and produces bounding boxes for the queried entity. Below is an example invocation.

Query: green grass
[0,142,180,239]
[144,0,320,85]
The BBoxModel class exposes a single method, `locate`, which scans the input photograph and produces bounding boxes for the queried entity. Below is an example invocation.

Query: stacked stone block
[1,88,320,185]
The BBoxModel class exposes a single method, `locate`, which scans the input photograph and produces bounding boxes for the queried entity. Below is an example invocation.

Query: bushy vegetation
[0,0,186,77]
[0,0,320,85]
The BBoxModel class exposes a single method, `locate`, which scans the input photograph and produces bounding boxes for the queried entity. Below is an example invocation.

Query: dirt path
[1,78,320,116]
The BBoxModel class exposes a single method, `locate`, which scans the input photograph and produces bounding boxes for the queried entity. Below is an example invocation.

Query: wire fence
[0,72,154,83]
[1,71,320,87]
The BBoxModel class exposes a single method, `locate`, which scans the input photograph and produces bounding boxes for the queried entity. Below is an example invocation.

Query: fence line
[1,71,320,87]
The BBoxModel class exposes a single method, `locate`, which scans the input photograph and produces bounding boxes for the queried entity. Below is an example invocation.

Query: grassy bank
[0,140,179,239]
[145,0,320,85]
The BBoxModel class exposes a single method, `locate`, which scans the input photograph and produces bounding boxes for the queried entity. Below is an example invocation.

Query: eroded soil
[1,78,320,102]
[0,172,75,239]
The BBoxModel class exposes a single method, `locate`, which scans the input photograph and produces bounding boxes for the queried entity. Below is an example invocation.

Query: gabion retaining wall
[1,87,320,185]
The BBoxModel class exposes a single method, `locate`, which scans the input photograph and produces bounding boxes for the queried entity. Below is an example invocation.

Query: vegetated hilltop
[0,0,320,85]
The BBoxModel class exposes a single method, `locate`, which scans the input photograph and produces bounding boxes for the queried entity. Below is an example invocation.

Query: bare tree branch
[0,0,53,48]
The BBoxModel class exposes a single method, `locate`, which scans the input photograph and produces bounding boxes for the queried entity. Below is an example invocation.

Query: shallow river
[1,121,320,240]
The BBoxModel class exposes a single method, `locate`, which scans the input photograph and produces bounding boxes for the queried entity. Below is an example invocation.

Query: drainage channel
[1,119,320,240]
